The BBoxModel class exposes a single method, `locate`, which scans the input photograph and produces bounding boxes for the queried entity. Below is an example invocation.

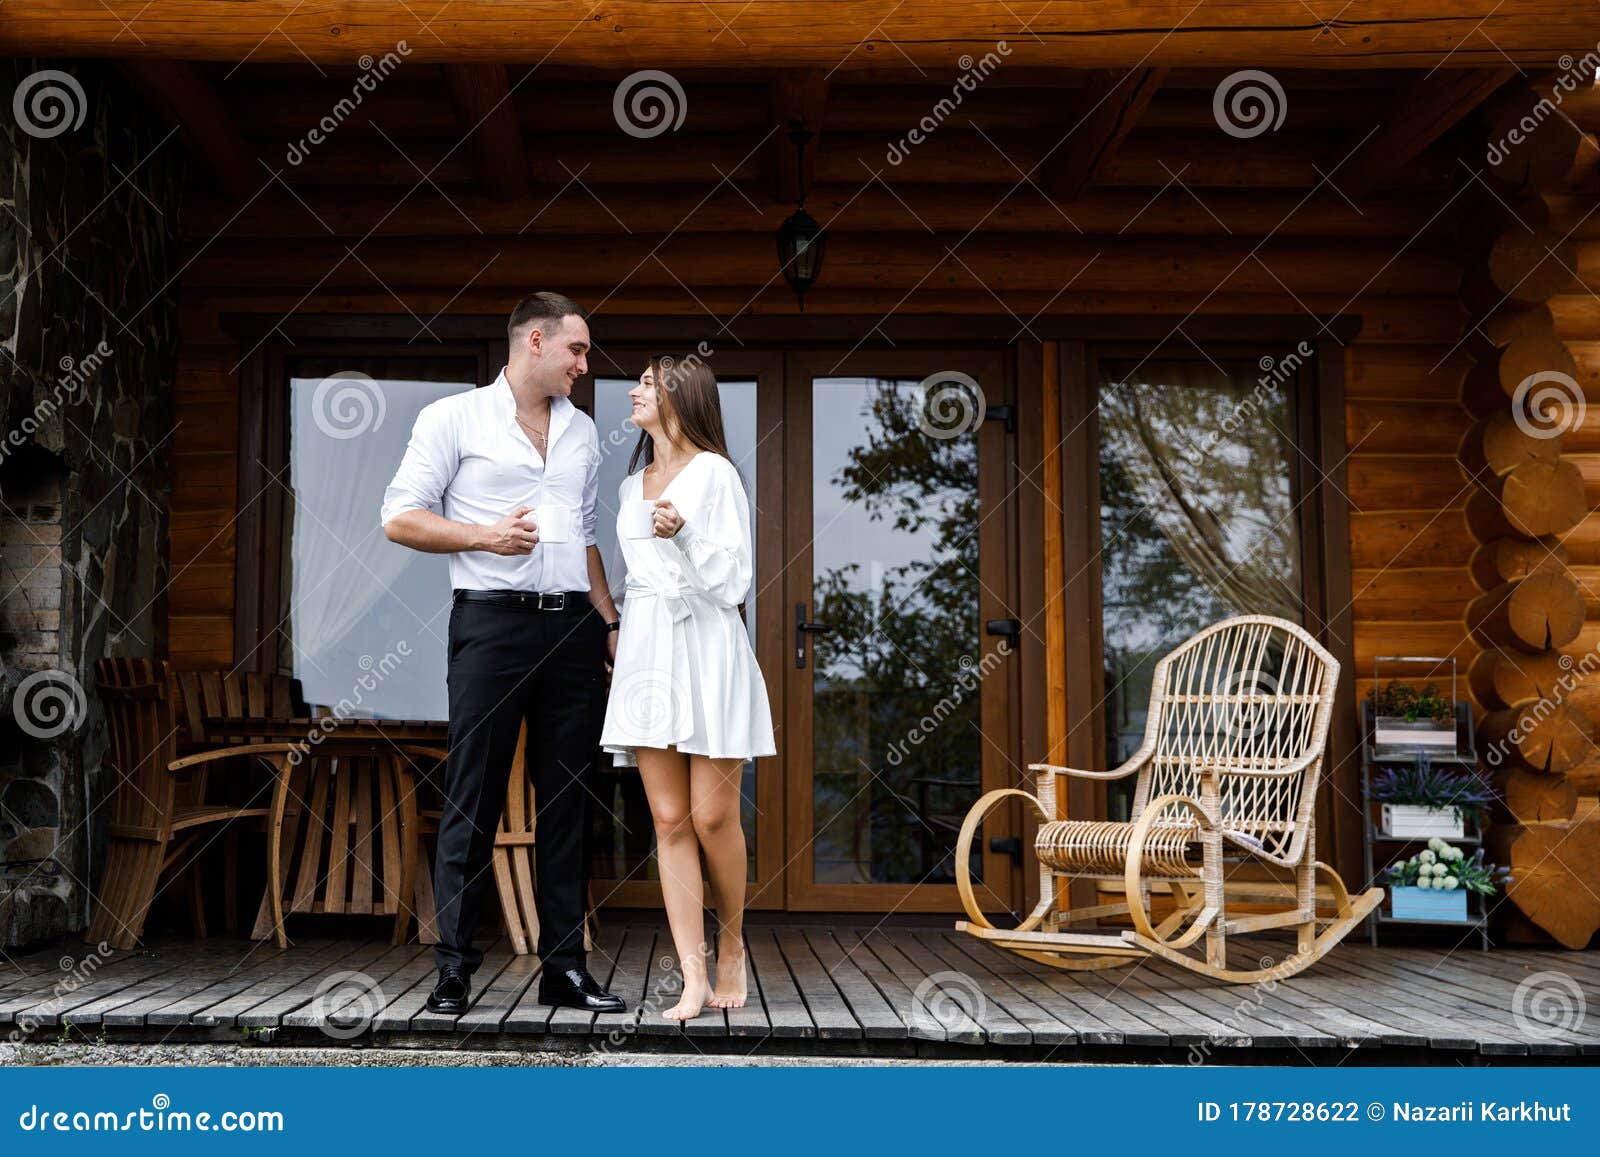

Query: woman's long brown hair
[626,354,733,474]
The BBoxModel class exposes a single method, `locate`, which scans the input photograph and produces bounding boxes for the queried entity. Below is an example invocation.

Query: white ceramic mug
[534,503,573,543]
[620,498,656,540]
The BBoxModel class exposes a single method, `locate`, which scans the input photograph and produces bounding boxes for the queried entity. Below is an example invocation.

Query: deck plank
[914,931,1077,1046]
[856,929,997,1045]
[237,941,399,1028]
[774,929,862,1040]
[591,926,658,1041]
[192,941,372,1028]
[801,928,905,1039]
[722,932,772,1038]
[281,943,424,1031]
[147,941,354,1027]
[108,945,294,1028]
[746,927,815,1039]
[6,947,200,1027]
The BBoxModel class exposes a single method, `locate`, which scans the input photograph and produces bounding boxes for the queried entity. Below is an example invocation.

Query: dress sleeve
[667,459,752,607]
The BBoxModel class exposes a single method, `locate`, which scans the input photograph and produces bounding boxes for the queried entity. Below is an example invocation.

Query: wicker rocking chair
[954,614,1382,983]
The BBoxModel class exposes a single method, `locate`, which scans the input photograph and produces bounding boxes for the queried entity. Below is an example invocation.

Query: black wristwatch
[606,620,621,634]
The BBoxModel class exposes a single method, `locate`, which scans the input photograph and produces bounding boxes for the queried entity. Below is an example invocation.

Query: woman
[600,355,776,1021]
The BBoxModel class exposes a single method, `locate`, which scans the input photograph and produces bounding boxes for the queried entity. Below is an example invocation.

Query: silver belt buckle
[537,591,566,611]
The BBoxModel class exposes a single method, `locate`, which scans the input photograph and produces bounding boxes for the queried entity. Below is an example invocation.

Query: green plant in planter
[1383,838,1510,896]
[1371,757,1496,825]
[1368,681,1454,726]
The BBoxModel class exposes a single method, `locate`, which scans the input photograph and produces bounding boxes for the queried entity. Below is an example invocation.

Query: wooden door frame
[782,347,1018,913]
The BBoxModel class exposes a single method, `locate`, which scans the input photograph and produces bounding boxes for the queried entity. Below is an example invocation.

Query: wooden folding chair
[88,659,277,949]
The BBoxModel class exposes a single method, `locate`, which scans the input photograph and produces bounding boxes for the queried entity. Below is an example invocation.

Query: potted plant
[1371,756,1495,838]
[1368,681,1457,753]
[1383,839,1510,921]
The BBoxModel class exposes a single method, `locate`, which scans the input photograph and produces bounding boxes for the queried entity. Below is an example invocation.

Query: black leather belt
[453,589,591,612]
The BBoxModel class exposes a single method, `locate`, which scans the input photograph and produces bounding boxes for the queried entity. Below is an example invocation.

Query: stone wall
[0,60,186,947]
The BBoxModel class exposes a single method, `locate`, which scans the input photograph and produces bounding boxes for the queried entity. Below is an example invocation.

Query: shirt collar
[492,368,575,449]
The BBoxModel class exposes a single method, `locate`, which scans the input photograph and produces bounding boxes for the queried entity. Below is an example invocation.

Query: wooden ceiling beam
[1332,67,1517,197]
[8,3,1583,69]
[120,60,257,200]
[765,70,829,204]
[444,63,528,201]
[1043,68,1166,201]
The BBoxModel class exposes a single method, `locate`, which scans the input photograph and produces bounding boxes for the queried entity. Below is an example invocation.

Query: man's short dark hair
[507,292,587,343]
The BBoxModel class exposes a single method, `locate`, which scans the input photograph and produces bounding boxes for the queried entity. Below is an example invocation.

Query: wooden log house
[4,2,1600,947]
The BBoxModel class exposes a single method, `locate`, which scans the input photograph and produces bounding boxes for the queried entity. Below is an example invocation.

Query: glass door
[783,351,1017,912]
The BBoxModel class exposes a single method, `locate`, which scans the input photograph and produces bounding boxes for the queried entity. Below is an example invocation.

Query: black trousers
[434,595,606,975]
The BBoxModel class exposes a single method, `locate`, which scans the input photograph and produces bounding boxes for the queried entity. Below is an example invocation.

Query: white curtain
[1098,365,1303,623]
[288,376,470,720]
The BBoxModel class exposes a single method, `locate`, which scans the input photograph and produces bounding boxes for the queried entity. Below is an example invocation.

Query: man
[381,292,625,1014]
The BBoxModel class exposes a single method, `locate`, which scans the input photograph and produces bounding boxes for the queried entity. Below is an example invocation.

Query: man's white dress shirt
[380,369,601,593]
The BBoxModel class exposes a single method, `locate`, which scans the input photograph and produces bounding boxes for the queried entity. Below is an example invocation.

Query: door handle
[795,602,833,669]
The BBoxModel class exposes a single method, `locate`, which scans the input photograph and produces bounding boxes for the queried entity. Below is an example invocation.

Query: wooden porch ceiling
[116,60,1576,216]
[0,1,1592,69]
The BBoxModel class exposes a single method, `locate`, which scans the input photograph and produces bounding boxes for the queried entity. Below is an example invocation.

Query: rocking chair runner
[954,614,1383,983]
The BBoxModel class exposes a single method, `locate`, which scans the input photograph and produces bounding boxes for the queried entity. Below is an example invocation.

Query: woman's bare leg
[690,756,748,1008]
[637,747,709,1021]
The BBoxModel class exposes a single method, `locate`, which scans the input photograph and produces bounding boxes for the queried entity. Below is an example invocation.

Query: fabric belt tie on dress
[623,584,696,739]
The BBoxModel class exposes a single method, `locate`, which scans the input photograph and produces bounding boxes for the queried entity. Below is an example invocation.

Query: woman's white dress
[600,453,776,765]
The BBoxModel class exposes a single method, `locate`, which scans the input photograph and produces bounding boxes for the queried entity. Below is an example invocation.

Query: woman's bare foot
[708,936,747,1009]
[662,972,709,1021]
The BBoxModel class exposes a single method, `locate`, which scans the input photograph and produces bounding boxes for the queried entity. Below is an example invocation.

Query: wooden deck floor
[3,924,1597,1062]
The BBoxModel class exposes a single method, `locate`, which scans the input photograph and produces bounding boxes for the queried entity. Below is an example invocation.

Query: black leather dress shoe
[538,967,626,1012]
[425,966,471,1014]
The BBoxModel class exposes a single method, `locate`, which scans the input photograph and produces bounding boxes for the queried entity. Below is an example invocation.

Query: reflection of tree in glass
[1097,365,1302,814]
[810,380,984,885]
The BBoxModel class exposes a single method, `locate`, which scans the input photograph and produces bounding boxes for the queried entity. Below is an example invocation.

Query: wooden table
[205,716,448,743]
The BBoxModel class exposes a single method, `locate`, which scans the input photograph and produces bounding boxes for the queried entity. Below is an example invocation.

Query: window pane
[282,357,477,720]
[588,376,761,885]
[1097,357,1304,820]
